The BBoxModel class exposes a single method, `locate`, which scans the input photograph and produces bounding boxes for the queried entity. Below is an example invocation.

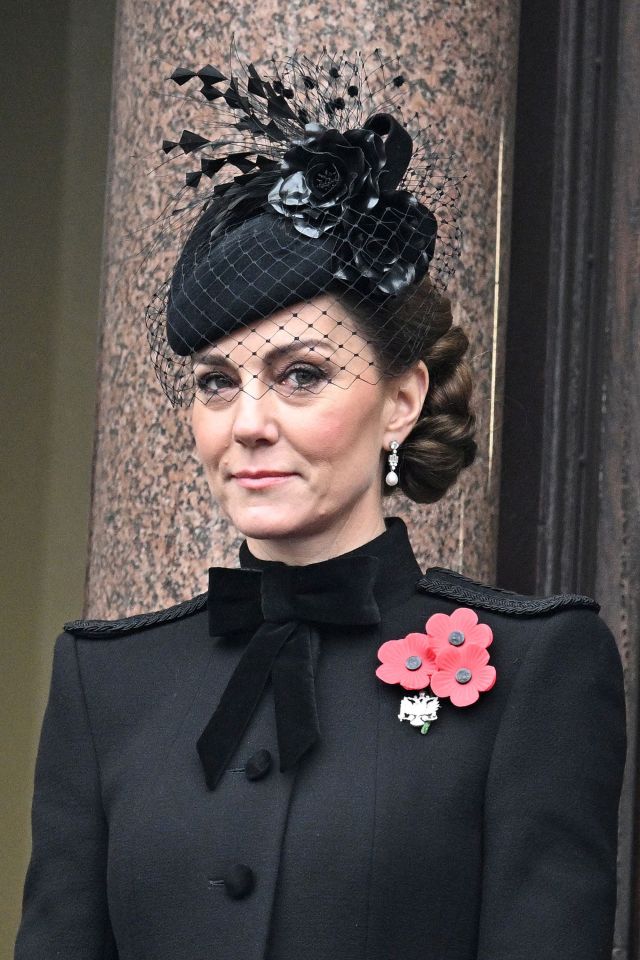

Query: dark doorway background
[2,0,117,952]
[498,0,639,956]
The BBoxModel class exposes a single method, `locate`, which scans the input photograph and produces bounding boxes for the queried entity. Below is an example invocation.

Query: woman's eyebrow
[192,338,338,367]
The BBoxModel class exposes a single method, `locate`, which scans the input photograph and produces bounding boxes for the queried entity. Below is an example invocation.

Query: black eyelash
[194,362,330,396]
[282,363,329,390]
[194,372,238,394]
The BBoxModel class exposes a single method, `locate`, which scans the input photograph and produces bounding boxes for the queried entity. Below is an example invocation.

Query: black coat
[15,517,627,960]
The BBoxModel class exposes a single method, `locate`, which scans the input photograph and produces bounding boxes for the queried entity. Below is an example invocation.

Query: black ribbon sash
[197,554,382,790]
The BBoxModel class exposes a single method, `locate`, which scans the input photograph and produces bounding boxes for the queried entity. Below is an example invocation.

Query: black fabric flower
[332,190,438,297]
[267,121,386,238]
[147,46,462,406]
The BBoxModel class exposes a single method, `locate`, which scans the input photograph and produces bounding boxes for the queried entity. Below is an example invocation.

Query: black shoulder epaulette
[63,592,208,639]
[417,566,600,616]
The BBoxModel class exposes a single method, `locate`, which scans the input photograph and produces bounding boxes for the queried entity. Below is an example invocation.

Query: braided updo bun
[339,278,478,504]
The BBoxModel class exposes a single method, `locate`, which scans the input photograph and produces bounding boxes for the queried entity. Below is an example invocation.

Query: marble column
[86,0,520,617]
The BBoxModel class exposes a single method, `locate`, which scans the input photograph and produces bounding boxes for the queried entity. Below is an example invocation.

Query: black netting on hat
[143,40,464,407]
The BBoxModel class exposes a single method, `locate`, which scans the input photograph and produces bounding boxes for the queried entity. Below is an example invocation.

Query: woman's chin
[226,503,312,541]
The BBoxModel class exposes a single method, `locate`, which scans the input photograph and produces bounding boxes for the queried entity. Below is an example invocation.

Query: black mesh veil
[143,40,464,408]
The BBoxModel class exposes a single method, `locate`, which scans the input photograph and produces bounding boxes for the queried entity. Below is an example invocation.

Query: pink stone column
[86,0,519,617]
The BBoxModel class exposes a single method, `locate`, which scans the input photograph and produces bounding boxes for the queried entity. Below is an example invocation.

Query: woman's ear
[382,360,429,447]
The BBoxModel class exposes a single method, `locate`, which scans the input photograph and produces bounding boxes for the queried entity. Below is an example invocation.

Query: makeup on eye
[192,340,339,395]
[194,362,330,397]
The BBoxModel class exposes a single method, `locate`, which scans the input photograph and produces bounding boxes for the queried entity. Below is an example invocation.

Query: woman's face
[190,293,428,557]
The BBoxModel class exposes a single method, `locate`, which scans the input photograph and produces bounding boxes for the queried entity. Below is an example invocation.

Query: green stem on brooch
[420,721,431,735]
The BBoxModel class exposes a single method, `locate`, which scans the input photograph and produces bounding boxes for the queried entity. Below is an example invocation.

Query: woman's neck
[243,506,388,566]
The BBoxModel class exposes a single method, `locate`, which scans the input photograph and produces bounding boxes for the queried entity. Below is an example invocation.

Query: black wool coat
[15,517,627,960]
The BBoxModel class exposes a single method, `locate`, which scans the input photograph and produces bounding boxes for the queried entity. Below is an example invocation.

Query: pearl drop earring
[385,440,400,486]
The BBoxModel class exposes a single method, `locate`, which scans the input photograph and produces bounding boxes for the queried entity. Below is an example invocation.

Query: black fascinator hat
[144,40,463,405]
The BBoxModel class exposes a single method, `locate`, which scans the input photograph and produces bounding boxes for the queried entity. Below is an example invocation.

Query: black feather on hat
[144,40,462,403]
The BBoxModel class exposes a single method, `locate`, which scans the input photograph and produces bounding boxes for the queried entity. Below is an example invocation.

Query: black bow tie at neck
[197,554,381,790]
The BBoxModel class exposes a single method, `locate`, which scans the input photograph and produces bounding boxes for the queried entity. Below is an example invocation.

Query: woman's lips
[232,472,296,489]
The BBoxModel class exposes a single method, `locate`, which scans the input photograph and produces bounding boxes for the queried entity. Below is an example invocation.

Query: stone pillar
[86,0,520,617]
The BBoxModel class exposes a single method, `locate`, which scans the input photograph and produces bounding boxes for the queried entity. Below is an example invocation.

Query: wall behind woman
[84,0,520,617]
[0,0,116,952]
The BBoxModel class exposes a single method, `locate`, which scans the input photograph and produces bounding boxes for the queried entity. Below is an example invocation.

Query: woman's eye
[193,362,330,398]
[195,372,239,396]
[279,363,328,392]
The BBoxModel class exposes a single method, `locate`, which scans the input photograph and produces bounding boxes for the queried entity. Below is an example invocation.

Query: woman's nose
[230,380,279,446]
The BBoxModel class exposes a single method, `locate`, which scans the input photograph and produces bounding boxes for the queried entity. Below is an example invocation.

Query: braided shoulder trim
[64,592,208,639]
[417,567,600,616]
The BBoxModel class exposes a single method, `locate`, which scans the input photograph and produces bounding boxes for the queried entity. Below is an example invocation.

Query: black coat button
[224,863,255,899]
[245,748,272,781]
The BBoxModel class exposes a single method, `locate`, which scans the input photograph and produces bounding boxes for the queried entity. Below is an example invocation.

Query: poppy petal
[467,622,493,647]
[450,607,479,632]
[434,647,465,671]
[424,635,448,656]
[377,638,406,663]
[375,662,403,685]
[429,670,455,698]
[474,664,497,691]
[464,644,491,669]
[449,682,480,707]
[425,612,452,637]
[397,633,431,658]
[401,665,434,691]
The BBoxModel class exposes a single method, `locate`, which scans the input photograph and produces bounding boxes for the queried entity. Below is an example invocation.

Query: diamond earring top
[385,440,400,486]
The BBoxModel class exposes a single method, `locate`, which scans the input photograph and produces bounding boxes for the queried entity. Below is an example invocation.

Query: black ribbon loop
[363,112,413,193]
[197,619,298,790]
[272,622,320,771]
[198,555,381,790]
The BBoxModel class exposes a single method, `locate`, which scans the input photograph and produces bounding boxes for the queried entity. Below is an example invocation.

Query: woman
[15,46,626,960]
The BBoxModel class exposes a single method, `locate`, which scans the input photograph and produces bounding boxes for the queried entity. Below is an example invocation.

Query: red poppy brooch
[376,607,497,733]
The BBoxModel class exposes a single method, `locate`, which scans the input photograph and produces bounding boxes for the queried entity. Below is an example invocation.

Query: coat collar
[237,515,423,614]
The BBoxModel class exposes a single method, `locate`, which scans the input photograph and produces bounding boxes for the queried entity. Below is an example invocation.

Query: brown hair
[336,277,478,504]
